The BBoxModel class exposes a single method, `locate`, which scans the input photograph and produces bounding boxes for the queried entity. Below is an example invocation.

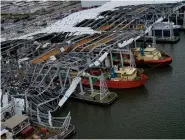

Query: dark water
[56,32,185,139]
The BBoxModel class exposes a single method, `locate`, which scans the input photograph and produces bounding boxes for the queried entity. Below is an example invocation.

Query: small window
[1,133,6,139]
[13,125,21,133]
[117,73,121,77]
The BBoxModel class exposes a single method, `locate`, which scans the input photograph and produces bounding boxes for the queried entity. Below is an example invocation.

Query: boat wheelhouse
[133,47,162,61]
[3,115,30,136]
[111,66,137,81]
[1,114,75,139]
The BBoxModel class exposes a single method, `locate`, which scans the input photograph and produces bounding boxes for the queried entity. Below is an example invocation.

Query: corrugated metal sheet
[81,0,110,7]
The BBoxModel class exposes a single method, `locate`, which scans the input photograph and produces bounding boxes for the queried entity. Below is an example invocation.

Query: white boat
[151,21,180,37]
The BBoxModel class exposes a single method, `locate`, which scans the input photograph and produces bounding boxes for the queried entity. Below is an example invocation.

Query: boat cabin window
[144,51,152,55]
[20,119,29,128]
[117,73,121,77]
[122,75,128,80]
[12,125,21,134]
[1,133,7,139]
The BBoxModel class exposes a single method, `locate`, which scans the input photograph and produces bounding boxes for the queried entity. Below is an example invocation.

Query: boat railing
[1,97,15,122]
[0,96,15,113]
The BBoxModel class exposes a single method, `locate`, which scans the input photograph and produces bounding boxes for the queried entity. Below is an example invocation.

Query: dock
[69,91,118,105]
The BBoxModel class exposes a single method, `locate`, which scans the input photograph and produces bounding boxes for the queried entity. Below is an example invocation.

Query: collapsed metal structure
[1,2,185,128]
[1,1,81,40]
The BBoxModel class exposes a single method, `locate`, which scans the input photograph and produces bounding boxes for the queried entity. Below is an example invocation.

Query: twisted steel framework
[1,2,185,128]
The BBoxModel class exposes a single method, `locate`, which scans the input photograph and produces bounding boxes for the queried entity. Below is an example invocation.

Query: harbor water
[56,31,185,139]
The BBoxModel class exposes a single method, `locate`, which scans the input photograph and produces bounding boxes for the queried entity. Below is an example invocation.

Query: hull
[81,73,148,89]
[123,53,172,68]
[135,56,172,68]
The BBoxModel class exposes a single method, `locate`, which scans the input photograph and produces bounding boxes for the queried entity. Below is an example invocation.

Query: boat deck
[14,124,75,139]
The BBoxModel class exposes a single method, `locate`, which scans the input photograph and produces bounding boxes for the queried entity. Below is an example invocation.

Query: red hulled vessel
[81,66,148,89]
[113,46,172,68]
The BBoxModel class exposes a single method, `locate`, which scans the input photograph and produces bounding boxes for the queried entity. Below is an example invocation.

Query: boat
[81,66,148,89]
[123,45,172,67]
[151,22,180,37]
[137,21,181,43]
[112,45,172,68]
[1,114,75,139]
